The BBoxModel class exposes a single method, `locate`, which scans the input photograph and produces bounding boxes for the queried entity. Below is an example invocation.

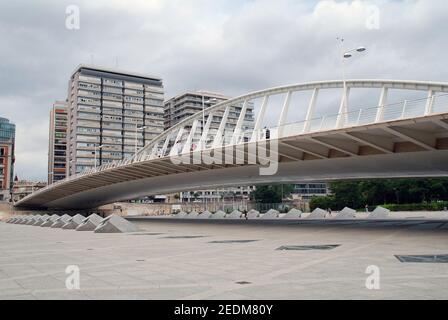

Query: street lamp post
[337,37,366,123]
[94,144,104,169]
[135,124,147,158]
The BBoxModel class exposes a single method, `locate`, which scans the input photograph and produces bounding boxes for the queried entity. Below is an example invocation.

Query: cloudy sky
[0,0,447,181]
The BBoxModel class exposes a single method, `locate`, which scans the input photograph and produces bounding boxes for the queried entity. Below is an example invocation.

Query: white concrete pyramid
[211,210,226,219]
[307,208,327,219]
[197,211,212,219]
[33,214,50,226]
[227,210,242,219]
[282,208,302,219]
[13,216,24,224]
[260,209,279,219]
[9,216,20,223]
[18,216,31,224]
[94,215,139,233]
[11,216,20,224]
[12,216,23,224]
[62,214,85,229]
[335,207,357,219]
[177,211,188,218]
[51,214,72,228]
[185,211,199,219]
[41,214,60,227]
[20,216,31,224]
[25,215,41,225]
[247,209,260,219]
[368,206,390,219]
[76,213,103,231]
[10,216,21,224]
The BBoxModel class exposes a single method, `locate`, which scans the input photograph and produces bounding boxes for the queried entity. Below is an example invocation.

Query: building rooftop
[166,91,230,103]
[72,64,163,82]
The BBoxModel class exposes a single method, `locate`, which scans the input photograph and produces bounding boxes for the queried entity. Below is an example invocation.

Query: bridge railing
[274,93,448,139]
[226,93,448,144]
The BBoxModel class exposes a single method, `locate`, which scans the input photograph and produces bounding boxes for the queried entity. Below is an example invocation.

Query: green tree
[193,192,201,201]
[251,184,294,203]
[309,178,448,210]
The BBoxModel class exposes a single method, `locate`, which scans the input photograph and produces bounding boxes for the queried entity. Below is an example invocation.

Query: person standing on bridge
[265,127,270,140]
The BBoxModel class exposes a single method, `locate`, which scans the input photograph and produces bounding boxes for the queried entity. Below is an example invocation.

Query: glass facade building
[0,117,16,201]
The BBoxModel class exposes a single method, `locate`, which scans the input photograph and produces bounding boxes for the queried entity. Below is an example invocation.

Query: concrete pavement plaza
[0,217,448,300]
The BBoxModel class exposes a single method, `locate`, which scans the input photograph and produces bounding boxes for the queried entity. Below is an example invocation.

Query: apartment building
[0,117,15,201]
[12,180,47,203]
[66,65,164,175]
[180,186,255,203]
[292,183,330,200]
[164,91,226,129]
[164,90,256,146]
[48,101,68,184]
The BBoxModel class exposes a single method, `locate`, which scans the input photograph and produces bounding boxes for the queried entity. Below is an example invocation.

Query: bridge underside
[16,112,448,209]
[45,150,448,209]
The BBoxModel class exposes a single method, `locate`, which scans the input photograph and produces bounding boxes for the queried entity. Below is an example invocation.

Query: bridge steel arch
[15,79,448,209]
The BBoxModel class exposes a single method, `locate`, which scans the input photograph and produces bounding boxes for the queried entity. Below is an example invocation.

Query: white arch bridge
[16,79,448,209]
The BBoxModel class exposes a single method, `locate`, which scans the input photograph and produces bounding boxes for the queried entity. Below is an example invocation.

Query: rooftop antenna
[90,53,94,65]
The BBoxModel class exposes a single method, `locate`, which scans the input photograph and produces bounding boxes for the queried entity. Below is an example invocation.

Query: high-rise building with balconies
[48,101,68,184]
[0,117,15,201]
[66,65,164,176]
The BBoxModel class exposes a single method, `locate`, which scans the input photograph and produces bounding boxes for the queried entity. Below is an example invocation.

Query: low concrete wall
[0,202,15,220]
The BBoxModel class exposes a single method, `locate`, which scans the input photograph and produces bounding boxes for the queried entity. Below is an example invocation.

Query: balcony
[78,75,101,84]
[125,82,143,90]
[103,78,123,88]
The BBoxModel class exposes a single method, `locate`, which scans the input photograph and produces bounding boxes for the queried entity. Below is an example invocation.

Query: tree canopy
[251,184,294,203]
[310,178,448,210]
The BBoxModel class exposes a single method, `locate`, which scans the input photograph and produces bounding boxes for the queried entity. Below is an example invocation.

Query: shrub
[382,201,448,212]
